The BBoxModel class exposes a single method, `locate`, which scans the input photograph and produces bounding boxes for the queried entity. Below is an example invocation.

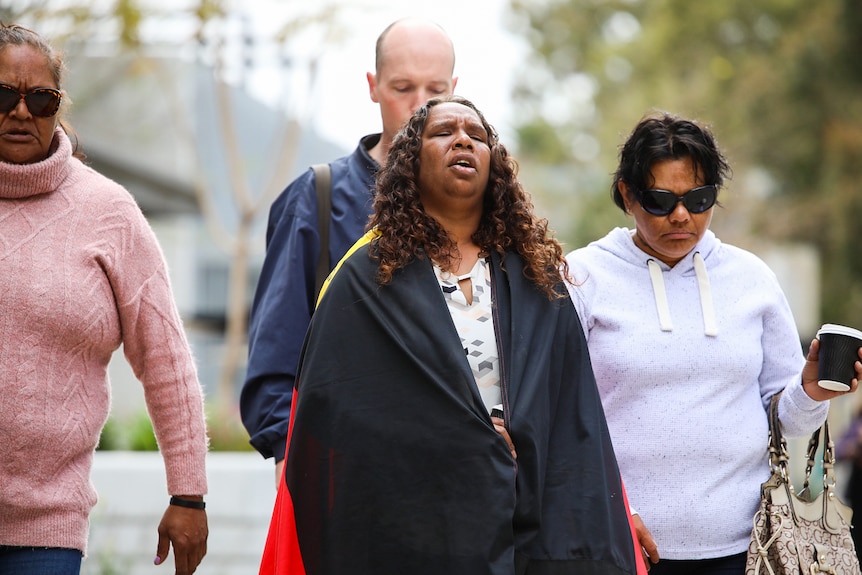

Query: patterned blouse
[433,258,501,414]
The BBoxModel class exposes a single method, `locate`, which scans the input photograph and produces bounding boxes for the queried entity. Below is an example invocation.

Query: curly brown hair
[368,95,568,300]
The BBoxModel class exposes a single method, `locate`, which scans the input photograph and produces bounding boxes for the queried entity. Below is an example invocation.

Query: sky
[239,0,528,153]
[65,0,532,153]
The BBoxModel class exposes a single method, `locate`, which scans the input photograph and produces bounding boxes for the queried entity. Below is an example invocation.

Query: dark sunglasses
[639,185,717,216]
[0,83,62,117]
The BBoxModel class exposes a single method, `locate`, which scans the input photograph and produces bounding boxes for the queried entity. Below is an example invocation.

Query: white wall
[85,452,275,575]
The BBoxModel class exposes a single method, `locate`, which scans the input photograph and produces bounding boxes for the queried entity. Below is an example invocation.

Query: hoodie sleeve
[757,266,828,437]
[564,252,595,339]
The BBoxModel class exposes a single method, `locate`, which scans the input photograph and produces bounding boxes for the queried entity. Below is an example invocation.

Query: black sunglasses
[639,185,717,216]
[0,83,62,117]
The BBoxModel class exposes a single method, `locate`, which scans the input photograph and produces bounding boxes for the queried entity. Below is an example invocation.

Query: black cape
[260,238,638,575]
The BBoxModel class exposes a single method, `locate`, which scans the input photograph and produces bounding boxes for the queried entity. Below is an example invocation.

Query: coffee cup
[816,323,862,391]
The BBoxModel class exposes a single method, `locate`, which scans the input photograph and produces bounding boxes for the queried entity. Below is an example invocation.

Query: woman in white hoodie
[565,112,861,575]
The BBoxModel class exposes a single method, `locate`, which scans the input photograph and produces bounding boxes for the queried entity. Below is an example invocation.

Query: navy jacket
[240,134,380,460]
[260,239,638,575]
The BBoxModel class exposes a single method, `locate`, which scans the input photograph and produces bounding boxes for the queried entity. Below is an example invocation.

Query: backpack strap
[311,164,332,299]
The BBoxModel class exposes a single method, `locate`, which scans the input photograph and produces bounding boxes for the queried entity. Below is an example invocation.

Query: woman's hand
[801,337,862,401]
[155,501,208,575]
[632,513,660,570]
[491,416,517,460]
[275,458,285,491]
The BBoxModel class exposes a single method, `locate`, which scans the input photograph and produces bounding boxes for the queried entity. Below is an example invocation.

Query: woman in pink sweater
[0,23,209,575]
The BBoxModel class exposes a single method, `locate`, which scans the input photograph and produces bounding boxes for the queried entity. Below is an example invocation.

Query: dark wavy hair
[0,22,83,158]
[612,111,731,212]
[368,95,568,300]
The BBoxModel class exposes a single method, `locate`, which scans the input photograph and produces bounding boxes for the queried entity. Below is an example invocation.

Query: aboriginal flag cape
[260,231,638,575]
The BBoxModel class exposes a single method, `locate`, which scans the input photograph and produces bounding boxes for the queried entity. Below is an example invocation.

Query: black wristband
[169,496,206,510]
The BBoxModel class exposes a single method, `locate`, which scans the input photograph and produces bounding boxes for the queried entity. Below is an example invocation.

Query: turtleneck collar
[0,128,72,200]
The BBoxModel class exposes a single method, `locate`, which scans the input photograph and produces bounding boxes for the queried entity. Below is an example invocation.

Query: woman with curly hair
[259,96,639,575]
[368,95,565,299]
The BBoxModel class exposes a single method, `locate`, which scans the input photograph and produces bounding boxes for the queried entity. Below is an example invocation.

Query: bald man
[241,18,458,484]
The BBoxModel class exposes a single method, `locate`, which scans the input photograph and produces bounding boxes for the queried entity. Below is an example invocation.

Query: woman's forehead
[426,103,484,129]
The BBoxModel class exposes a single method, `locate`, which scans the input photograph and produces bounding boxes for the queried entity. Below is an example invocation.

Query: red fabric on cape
[621,479,649,575]
[258,393,304,575]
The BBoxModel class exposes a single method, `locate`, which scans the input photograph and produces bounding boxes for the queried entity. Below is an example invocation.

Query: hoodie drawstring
[646,253,718,337]
[647,259,673,332]
[694,252,718,336]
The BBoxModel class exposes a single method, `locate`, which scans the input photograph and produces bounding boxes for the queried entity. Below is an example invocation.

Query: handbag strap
[767,393,790,479]
[767,392,836,493]
[802,419,837,495]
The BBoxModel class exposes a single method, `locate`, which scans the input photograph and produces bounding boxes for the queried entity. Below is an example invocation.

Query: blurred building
[64,53,346,412]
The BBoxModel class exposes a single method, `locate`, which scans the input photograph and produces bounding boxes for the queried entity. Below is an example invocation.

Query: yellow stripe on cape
[316,228,381,308]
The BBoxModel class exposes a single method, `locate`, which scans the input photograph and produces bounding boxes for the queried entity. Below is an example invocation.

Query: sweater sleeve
[96,185,209,496]
[757,266,829,437]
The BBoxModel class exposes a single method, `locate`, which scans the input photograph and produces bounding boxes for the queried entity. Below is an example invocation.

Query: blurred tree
[1,0,149,48]
[509,0,862,325]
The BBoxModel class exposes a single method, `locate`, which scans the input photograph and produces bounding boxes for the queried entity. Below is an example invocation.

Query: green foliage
[194,0,227,24]
[510,0,862,325]
[517,121,571,164]
[96,416,124,451]
[86,546,130,575]
[562,188,630,252]
[96,410,159,451]
[205,405,256,452]
[127,410,159,451]
[521,160,630,251]
[97,404,254,452]
[2,1,225,51]
[113,0,142,48]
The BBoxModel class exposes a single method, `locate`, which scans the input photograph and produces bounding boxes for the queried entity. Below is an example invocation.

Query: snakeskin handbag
[745,394,861,574]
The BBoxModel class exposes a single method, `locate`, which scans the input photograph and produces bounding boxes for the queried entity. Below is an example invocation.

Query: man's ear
[367,71,380,103]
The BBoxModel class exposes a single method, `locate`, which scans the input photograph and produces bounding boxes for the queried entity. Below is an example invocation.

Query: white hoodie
[566,227,827,560]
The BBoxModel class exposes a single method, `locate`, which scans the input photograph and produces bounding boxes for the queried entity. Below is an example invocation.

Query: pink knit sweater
[0,129,209,554]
